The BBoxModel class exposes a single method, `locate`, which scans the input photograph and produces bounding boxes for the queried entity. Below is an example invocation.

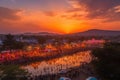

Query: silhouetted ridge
[71,29,120,36]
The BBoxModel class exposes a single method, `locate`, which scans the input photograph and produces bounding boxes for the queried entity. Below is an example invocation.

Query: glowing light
[59,19,79,34]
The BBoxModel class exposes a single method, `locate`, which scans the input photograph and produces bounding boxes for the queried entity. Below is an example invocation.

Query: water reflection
[22,51,92,77]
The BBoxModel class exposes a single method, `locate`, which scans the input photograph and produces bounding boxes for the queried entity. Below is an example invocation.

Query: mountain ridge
[70,29,120,36]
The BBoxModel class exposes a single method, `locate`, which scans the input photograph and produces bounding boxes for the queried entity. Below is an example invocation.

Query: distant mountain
[71,29,120,36]
[23,32,59,36]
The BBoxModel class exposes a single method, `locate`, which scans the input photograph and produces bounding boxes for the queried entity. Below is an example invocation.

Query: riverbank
[0,47,94,65]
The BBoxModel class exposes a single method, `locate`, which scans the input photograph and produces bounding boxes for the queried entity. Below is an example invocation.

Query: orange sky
[0,0,120,34]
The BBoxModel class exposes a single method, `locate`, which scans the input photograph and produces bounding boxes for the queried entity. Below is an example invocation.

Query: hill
[71,29,120,36]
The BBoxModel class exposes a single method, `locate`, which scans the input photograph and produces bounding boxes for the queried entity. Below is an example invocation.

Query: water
[22,51,92,77]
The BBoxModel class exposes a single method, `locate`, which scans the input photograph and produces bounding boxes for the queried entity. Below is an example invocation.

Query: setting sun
[60,22,75,34]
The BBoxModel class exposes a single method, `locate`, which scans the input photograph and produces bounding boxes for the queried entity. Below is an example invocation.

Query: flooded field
[22,51,92,77]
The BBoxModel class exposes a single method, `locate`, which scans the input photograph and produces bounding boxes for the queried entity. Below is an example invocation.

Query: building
[83,38,105,47]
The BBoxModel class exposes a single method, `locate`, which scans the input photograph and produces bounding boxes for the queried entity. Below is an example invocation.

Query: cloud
[0,6,21,22]
[114,5,120,13]
[0,7,63,34]
[67,0,120,21]
[43,11,57,17]
[0,20,51,34]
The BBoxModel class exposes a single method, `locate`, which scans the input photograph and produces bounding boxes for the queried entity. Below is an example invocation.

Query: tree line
[92,42,120,80]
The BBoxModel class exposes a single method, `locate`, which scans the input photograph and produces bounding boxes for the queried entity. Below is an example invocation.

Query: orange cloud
[0,3,120,34]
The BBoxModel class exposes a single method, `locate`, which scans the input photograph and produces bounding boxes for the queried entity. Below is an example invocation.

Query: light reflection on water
[22,51,92,76]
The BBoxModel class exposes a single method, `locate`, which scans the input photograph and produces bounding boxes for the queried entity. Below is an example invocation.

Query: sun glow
[19,11,87,34]
[62,25,73,34]
[58,19,86,34]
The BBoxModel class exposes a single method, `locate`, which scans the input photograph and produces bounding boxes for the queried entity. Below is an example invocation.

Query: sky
[0,0,120,34]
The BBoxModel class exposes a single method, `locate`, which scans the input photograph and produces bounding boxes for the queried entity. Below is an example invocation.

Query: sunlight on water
[22,51,92,76]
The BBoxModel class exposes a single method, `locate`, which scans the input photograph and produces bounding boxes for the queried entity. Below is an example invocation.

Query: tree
[37,36,47,44]
[0,65,28,80]
[91,42,120,80]
[0,46,2,52]
[2,34,16,51]
[2,34,24,51]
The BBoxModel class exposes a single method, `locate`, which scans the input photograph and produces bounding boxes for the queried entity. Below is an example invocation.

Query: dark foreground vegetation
[92,42,120,80]
[0,65,27,80]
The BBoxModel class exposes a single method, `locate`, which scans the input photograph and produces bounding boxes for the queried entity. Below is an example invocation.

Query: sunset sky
[0,0,120,34]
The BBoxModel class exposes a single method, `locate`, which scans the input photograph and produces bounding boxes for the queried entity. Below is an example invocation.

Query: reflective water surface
[22,51,92,77]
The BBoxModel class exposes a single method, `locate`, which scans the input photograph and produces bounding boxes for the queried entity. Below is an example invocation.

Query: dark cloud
[66,8,81,13]
[67,0,120,21]
[0,21,48,34]
[0,6,21,21]
[61,13,83,20]
[43,11,57,16]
